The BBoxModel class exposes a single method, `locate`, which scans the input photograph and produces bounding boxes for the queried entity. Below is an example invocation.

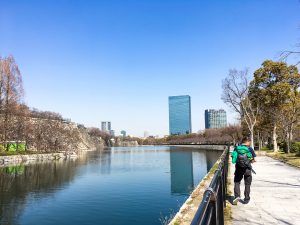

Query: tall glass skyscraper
[169,95,192,135]
[204,109,227,129]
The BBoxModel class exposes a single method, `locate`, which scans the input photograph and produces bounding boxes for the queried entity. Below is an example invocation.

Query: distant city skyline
[1,1,299,136]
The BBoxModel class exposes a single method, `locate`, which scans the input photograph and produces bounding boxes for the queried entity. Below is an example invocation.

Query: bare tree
[0,56,24,148]
[280,50,300,65]
[221,69,259,148]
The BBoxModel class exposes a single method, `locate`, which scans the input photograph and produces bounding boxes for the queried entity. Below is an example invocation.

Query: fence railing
[190,146,229,225]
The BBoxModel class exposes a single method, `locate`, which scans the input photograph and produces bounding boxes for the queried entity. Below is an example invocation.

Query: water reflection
[170,150,194,194]
[0,147,221,225]
[0,159,79,225]
[170,148,222,195]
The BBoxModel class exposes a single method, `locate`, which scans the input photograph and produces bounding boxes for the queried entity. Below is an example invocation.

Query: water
[0,146,221,225]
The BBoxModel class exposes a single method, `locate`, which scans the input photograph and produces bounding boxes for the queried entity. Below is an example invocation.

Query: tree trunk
[250,127,254,149]
[257,132,262,150]
[287,128,293,154]
[273,124,278,152]
[287,136,290,154]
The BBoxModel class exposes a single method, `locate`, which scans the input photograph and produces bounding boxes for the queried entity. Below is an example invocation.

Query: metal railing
[191,147,229,225]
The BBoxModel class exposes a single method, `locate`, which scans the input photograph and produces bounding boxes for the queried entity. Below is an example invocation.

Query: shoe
[233,197,240,205]
[244,198,250,204]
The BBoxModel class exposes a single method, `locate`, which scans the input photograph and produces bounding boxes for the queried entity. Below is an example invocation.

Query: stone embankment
[171,144,226,151]
[114,140,139,147]
[0,152,77,166]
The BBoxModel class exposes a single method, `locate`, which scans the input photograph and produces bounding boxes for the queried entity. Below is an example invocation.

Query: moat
[0,146,221,225]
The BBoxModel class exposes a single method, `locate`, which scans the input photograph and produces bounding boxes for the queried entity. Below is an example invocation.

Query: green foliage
[291,142,300,155]
[7,143,17,152]
[17,143,26,152]
[250,60,300,151]
[250,60,300,112]
[6,165,25,175]
[0,142,26,154]
[0,144,5,152]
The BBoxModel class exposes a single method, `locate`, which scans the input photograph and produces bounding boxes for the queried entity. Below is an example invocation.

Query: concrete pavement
[230,156,300,225]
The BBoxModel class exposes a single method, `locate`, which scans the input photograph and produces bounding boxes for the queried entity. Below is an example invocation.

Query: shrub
[0,144,5,152]
[291,142,300,156]
[17,143,26,152]
[8,143,17,152]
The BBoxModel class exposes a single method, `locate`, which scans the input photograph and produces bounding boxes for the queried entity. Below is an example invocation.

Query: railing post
[205,187,217,225]
[218,173,225,225]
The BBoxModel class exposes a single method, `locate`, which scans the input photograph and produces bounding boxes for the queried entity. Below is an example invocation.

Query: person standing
[231,137,256,205]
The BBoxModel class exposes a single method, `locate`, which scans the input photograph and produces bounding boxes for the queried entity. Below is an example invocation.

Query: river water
[0,146,221,225]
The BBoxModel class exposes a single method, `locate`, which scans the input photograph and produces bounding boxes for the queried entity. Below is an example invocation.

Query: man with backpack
[231,137,256,205]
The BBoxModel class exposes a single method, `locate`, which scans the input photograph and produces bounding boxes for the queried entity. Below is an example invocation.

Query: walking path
[230,156,300,225]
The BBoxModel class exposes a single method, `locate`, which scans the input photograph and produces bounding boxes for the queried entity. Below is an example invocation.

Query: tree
[278,89,300,153]
[221,124,242,145]
[0,56,24,147]
[250,60,300,152]
[221,69,259,148]
[280,50,300,65]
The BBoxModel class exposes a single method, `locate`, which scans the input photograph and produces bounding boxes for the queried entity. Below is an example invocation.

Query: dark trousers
[234,166,252,200]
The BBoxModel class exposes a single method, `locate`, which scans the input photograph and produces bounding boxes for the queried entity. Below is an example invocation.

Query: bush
[7,143,17,152]
[0,144,5,152]
[17,143,26,152]
[291,142,300,156]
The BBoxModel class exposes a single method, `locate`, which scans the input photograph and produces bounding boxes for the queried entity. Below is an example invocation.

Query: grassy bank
[266,152,300,168]
[224,156,232,225]
[0,151,32,156]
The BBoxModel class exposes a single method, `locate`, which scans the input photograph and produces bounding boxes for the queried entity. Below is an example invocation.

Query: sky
[0,0,300,137]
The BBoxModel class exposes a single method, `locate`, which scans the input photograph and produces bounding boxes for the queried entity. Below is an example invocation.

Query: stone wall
[0,152,77,166]
[170,144,227,151]
[113,140,139,147]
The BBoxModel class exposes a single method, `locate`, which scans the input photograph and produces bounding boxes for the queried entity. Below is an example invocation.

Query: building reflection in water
[99,149,112,174]
[170,148,221,195]
[170,148,194,195]
[206,150,221,172]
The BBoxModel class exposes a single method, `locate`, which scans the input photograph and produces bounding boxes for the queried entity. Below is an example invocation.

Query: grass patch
[224,157,232,225]
[224,202,232,225]
[266,151,300,168]
[0,151,61,156]
[0,151,27,156]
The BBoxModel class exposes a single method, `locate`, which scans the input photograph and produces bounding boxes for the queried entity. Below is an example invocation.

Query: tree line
[140,125,243,145]
[222,60,300,153]
[0,55,104,153]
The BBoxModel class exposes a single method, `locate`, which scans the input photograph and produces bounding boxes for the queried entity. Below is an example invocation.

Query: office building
[121,130,126,137]
[169,95,192,135]
[109,130,115,137]
[204,109,227,129]
[101,121,112,132]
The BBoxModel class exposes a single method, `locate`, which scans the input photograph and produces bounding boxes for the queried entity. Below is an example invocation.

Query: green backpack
[231,145,253,164]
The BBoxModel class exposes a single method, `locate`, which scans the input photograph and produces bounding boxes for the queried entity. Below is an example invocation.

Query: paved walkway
[230,156,300,225]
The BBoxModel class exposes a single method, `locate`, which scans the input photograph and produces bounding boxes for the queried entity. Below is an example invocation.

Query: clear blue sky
[1,0,300,137]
